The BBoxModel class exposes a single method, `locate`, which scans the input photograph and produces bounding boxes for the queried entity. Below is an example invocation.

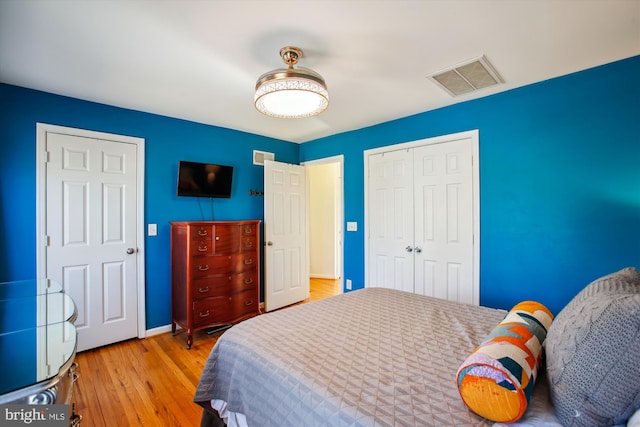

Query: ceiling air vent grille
[429,55,504,96]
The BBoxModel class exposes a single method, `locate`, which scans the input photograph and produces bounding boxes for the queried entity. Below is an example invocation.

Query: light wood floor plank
[74,278,340,426]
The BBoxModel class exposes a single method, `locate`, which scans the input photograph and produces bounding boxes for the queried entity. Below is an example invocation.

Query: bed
[195,269,640,427]
[195,288,548,426]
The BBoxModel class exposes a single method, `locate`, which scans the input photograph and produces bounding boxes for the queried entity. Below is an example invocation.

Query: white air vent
[429,55,504,96]
[253,150,275,166]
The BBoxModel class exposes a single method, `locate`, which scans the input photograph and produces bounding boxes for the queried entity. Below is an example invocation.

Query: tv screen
[177,161,233,198]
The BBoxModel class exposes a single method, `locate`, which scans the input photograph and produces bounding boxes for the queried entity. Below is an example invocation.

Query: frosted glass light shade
[255,76,329,118]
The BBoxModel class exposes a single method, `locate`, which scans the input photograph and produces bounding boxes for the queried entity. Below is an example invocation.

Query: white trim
[146,324,175,337]
[363,130,480,304]
[301,155,345,293]
[310,274,340,280]
[35,123,147,340]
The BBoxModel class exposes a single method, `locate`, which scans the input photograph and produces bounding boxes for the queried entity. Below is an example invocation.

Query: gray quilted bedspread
[194,287,507,426]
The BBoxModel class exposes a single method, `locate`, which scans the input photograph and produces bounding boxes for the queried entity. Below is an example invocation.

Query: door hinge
[45,236,51,246]
[45,151,51,163]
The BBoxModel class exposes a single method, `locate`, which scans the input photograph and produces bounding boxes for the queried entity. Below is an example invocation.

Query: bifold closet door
[413,140,475,304]
[367,137,476,304]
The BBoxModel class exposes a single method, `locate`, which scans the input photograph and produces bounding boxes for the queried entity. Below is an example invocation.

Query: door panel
[414,139,474,304]
[46,132,138,351]
[264,160,309,311]
[367,150,414,292]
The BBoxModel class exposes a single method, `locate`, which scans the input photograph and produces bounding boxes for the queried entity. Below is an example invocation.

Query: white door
[44,132,140,351]
[367,149,415,292]
[264,160,309,311]
[365,131,479,304]
[413,140,475,303]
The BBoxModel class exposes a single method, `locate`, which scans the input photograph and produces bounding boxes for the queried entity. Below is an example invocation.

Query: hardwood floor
[74,278,340,426]
[300,277,342,304]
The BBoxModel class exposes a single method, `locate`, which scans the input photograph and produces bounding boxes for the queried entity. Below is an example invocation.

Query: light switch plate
[148,224,157,236]
[346,222,357,232]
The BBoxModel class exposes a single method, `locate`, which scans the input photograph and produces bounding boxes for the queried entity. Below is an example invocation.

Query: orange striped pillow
[456,301,553,423]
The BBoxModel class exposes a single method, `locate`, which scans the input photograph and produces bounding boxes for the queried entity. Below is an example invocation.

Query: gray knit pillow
[546,267,640,427]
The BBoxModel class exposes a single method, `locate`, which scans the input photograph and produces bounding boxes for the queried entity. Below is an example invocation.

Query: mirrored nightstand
[0,279,81,425]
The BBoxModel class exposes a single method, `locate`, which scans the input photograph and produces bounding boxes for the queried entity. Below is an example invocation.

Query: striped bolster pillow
[456,301,554,423]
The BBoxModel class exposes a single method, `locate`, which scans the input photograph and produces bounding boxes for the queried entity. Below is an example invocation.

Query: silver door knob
[405,246,413,252]
[414,246,422,254]
[126,248,136,254]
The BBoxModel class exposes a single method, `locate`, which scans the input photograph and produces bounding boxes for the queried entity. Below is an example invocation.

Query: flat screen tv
[177,160,233,198]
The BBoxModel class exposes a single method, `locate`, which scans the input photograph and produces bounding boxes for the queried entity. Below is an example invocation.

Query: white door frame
[363,130,480,303]
[35,123,146,340]
[302,155,345,292]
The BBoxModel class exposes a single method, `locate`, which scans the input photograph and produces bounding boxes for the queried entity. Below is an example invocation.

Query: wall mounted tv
[177,160,234,198]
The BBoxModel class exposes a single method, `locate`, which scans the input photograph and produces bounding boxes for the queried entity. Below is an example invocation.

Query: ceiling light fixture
[254,46,329,119]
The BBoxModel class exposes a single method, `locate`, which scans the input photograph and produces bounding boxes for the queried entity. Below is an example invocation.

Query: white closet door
[365,131,478,304]
[413,140,475,304]
[367,149,414,292]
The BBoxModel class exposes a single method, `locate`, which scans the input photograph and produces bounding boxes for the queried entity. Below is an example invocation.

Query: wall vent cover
[253,150,275,166]
[429,55,504,96]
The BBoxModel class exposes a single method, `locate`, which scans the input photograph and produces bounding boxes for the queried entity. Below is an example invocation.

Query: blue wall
[301,55,640,315]
[0,85,298,329]
[1,56,638,330]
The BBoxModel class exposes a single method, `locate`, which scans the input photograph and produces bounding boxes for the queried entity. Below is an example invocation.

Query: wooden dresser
[170,220,261,349]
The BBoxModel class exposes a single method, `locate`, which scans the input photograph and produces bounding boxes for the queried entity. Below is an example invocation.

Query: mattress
[195,287,537,426]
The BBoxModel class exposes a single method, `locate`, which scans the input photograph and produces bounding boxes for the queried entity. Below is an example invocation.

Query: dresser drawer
[231,271,258,293]
[232,290,258,318]
[240,223,257,236]
[240,236,257,252]
[190,255,233,277]
[190,239,213,255]
[193,298,231,327]
[231,253,258,272]
[192,276,231,299]
[190,225,213,240]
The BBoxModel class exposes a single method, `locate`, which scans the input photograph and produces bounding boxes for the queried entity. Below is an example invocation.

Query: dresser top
[170,220,261,225]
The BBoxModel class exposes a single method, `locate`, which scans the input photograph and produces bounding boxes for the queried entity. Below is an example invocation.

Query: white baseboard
[146,324,180,337]
[310,274,340,279]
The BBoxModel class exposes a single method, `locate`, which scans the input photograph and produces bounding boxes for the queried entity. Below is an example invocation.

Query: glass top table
[0,279,78,401]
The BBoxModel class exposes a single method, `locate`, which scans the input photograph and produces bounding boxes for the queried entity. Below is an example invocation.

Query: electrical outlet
[346,279,352,290]
[346,222,357,232]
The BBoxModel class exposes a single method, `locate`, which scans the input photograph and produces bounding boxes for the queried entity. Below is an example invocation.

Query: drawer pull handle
[243,278,253,285]
[244,227,252,234]
[198,229,208,236]
[198,245,208,252]
[198,265,209,271]
[198,287,209,293]
[215,236,220,241]
[199,310,210,318]
[245,300,254,306]
[244,241,253,248]
[244,259,253,265]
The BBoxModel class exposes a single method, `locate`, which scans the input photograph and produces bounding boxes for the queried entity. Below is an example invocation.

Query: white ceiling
[1,0,638,143]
